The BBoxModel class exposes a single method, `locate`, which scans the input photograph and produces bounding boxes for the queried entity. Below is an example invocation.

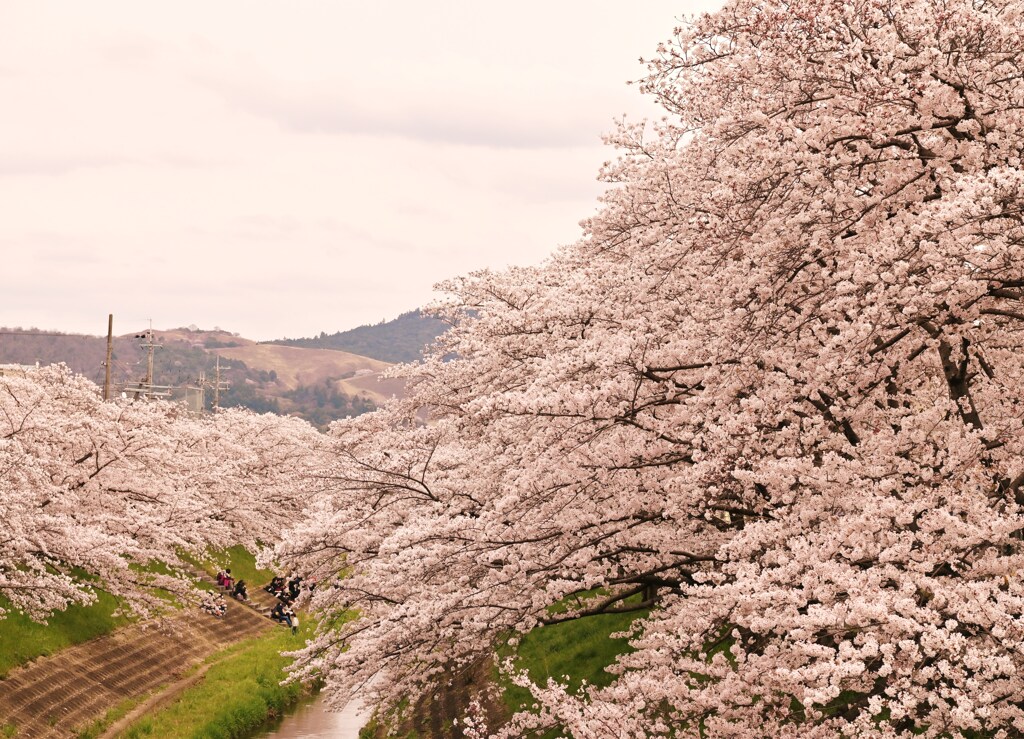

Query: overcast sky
[1,1,722,340]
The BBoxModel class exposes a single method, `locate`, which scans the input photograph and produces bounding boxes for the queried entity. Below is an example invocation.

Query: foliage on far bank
[0,364,328,620]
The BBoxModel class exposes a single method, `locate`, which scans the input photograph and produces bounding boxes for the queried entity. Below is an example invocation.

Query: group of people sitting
[265,575,306,634]
[264,575,304,604]
[204,569,303,634]
[215,569,249,601]
[270,601,300,634]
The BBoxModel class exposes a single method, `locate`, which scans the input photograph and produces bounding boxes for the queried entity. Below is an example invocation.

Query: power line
[0,331,93,337]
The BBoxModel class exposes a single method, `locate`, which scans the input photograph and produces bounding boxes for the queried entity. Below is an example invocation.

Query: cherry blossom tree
[276,0,1024,735]
[0,365,325,619]
[207,406,332,547]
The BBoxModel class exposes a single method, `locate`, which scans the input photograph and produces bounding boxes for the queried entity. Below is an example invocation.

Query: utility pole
[124,322,171,400]
[212,355,229,410]
[142,323,156,390]
[196,370,207,411]
[103,314,113,401]
[186,357,228,413]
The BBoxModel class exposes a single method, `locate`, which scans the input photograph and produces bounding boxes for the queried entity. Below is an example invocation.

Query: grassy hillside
[361,601,647,738]
[211,343,389,391]
[498,608,645,718]
[269,309,448,364]
[0,591,129,678]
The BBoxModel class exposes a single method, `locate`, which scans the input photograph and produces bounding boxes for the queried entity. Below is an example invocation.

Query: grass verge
[74,692,150,739]
[182,545,276,591]
[119,621,312,738]
[361,594,648,738]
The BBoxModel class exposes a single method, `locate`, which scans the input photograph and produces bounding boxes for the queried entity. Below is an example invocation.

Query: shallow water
[256,694,368,739]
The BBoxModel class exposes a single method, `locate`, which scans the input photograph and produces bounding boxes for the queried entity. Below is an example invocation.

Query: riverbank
[0,595,271,738]
[106,622,313,738]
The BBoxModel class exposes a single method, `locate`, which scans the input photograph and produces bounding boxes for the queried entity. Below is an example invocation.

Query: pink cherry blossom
[0,365,326,620]
[275,0,1024,735]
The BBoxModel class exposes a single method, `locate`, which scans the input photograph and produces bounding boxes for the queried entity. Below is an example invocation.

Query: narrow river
[255,695,369,738]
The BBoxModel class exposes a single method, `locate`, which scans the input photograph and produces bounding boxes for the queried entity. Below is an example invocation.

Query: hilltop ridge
[0,308,451,426]
[269,309,448,364]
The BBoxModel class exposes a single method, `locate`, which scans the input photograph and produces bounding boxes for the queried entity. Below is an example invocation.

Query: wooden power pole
[143,326,156,390]
[103,314,113,401]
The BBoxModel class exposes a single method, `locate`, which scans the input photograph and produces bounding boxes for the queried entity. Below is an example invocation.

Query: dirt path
[0,582,285,738]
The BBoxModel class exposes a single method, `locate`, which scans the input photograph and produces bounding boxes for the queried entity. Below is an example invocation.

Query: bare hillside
[213,343,389,391]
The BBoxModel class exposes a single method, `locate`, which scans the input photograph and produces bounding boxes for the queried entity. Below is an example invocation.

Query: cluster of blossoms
[275,0,1024,735]
[0,364,326,619]
[7,0,1024,734]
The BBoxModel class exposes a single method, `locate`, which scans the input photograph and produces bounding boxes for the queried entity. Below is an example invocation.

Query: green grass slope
[500,608,646,718]
[0,591,129,678]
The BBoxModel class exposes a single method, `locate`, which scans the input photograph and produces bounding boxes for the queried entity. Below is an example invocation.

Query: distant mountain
[0,326,395,428]
[269,309,448,364]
